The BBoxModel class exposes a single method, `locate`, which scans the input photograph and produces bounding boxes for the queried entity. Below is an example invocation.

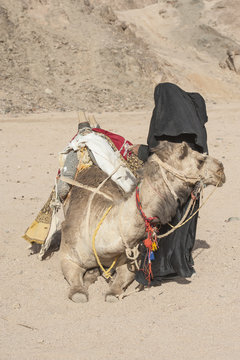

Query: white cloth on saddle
[61,132,136,193]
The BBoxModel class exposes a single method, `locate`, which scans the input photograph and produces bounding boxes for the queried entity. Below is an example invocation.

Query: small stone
[44,88,53,95]
[225,217,240,222]
[13,302,21,309]
[37,339,44,344]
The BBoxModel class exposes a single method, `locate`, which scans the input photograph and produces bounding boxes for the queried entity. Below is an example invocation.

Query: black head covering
[147,82,208,153]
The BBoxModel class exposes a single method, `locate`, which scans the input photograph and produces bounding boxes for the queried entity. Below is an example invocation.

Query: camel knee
[105,264,135,301]
[83,268,100,289]
[61,257,89,302]
[69,286,89,303]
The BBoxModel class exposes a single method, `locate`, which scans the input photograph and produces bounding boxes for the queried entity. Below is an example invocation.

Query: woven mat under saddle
[23,133,143,246]
[97,132,144,178]
[22,147,92,245]
[23,188,56,245]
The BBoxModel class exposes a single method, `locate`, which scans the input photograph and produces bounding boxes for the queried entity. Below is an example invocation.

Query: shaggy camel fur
[60,141,225,302]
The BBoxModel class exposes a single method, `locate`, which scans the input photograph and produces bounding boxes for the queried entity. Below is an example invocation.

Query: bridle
[145,153,205,203]
[151,153,204,185]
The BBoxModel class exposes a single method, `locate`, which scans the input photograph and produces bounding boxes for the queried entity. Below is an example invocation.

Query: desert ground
[1,103,240,360]
[1,0,240,359]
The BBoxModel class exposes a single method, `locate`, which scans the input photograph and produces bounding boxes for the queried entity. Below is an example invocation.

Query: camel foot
[105,294,119,303]
[70,292,88,303]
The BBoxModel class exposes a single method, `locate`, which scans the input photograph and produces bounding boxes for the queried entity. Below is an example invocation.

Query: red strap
[136,186,158,224]
[136,185,160,283]
[92,128,132,160]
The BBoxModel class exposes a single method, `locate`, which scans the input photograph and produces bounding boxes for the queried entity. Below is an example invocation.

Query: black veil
[147,82,208,153]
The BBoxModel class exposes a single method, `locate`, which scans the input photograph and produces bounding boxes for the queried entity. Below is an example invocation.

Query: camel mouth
[204,171,226,187]
[216,172,226,187]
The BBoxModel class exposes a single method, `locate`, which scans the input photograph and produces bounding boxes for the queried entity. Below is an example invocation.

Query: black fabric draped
[136,82,208,285]
[147,82,208,153]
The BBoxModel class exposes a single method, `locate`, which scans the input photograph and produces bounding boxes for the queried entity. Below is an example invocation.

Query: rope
[169,179,220,229]
[118,202,140,269]
[148,153,220,237]
[92,205,119,279]
[160,166,178,200]
[60,175,113,201]
[63,162,121,279]
[84,164,122,280]
[151,154,202,184]
[85,164,121,246]
[146,168,178,201]
[156,197,195,239]
[156,180,220,238]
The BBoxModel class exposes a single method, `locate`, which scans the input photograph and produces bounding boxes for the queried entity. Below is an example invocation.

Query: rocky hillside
[0,0,239,114]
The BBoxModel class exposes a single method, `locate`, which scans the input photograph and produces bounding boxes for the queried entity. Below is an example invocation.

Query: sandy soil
[1,0,240,358]
[1,103,240,360]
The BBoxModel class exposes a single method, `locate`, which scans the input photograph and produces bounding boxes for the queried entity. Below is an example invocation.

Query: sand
[1,0,240,358]
[1,103,240,360]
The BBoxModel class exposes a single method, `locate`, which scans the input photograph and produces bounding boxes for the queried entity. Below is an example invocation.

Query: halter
[151,153,203,185]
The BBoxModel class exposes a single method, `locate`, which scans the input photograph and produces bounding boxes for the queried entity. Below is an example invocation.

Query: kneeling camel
[60,141,225,302]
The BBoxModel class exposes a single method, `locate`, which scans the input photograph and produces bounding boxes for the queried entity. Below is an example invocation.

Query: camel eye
[197,159,205,169]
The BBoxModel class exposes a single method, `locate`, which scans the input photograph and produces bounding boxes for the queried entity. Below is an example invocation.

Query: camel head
[150,141,226,188]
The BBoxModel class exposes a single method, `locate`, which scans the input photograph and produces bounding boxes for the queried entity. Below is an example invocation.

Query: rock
[44,88,53,95]
[37,339,44,344]
[99,5,117,23]
[13,302,21,309]
[225,217,240,222]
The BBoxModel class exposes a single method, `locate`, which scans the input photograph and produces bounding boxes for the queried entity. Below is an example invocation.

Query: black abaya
[136,82,208,285]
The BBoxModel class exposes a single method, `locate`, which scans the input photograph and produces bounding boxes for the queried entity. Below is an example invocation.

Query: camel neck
[137,175,182,226]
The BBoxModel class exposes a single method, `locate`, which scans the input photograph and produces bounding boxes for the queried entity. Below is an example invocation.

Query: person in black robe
[135,82,208,286]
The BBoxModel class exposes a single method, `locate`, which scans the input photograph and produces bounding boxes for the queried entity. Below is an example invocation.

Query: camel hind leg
[105,263,136,302]
[61,257,89,303]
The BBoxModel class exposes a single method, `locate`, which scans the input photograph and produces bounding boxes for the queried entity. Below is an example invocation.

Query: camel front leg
[61,258,89,303]
[105,263,136,302]
[83,268,100,289]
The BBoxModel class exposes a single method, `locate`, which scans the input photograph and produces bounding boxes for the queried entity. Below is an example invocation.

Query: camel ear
[178,142,188,160]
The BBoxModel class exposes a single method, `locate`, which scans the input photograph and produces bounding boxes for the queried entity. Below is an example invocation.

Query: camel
[60,141,225,302]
